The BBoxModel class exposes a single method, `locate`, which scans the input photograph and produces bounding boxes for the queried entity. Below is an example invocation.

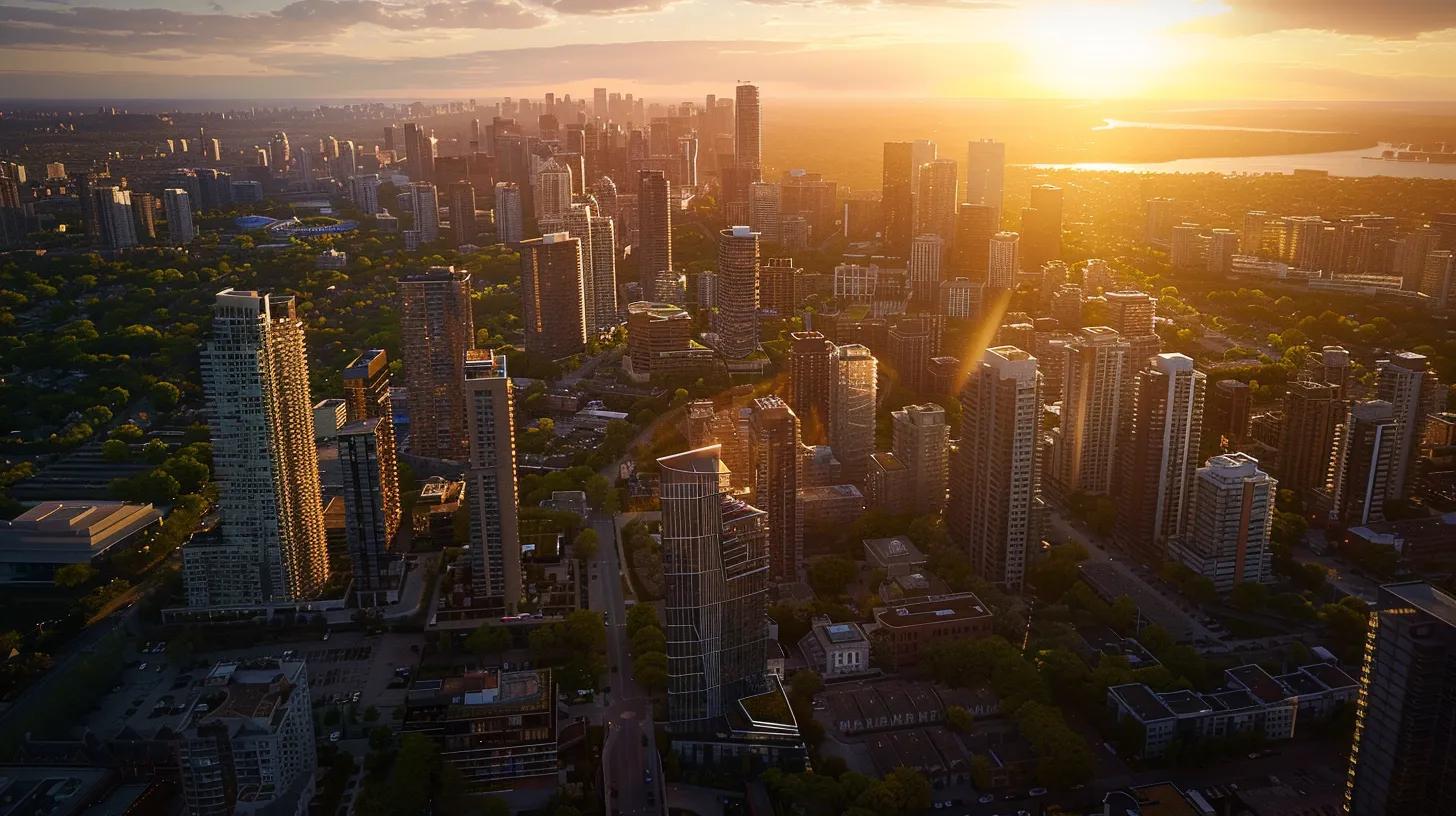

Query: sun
[1014,4,1182,98]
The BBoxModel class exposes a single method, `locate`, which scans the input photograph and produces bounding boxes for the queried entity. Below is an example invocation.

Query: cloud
[0,0,549,54]
[535,0,679,13]
[744,0,1003,7]
[1204,0,1456,39]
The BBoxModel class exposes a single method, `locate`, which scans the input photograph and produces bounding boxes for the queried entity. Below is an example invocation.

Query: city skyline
[3,1,1456,100]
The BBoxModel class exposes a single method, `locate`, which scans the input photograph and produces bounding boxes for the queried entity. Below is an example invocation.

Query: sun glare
[1015,4,1181,98]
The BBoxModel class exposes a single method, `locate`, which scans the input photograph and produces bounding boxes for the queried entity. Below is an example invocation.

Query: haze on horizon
[1,0,1455,101]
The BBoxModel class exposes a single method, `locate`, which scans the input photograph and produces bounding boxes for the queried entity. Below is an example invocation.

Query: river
[1024,142,1456,180]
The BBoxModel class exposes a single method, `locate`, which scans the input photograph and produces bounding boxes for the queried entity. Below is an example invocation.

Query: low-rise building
[865,592,994,670]
[798,484,865,530]
[312,399,347,441]
[1107,662,1357,759]
[411,478,464,550]
[863,535,927,578]
[0,500,162,583]
[401,668,558,787]
[798,616,871,677]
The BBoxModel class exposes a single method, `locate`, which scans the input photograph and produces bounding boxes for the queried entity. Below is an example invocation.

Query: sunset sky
[1,0,1455,100]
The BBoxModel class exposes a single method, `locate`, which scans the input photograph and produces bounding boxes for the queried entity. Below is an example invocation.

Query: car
[138,662,148,671]
[322,631,331,642]
[933,803,945,810]
[351,691,361,703]
[329,731,341,742]
[978,794,995,804]
[1029,788,1048,797]
[643,769,652,784]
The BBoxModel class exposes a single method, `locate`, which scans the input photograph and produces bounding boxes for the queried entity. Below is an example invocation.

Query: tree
[946,705,974,732]
[53,563,98,590]
[575,528,599,560]
[149,381,181,410]
[629,624,665,655]
[808,555,857,597]
[634,650,667,693]
[464,624,512,658]
[101,438,130,462]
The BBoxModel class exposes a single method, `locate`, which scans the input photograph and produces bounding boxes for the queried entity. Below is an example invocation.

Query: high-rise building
[881,142,915,256]
[398,266,474,462]
[493,182,524,244]
[749,396,802,583]
[891,403,949,516]
[520,232,587,359]
[406,181,440,243]
[789,331,834,442]
[1115,354,1205,561]
[163,188,195,244]
[186,290,328,607]
[463,350,521,610]
[448,181,477,245]
[1421,249,1455,309]
[1208,379,1252,446]
[953,203,998,281]
[949,345,1041,590]
[964,139,1005,219]
[940,278,978,319]
[748,182,781,244]
[916,158,958,241]
[908,234,944,309]
[403,122,434,182]
[734,84,762,188]
[830,344,877,480]
[341,348,399,562]
[1172,453,1275,593]
[988,231,1020,289]
[658,445,769,732]
[1330,401,1400,527]
[1103,291,1155,336]
[586,213,619,332]
[1052,327,1128,495]
[1377,352,1446,498]
[350,174,382,214]
[761,257,798,316]
[714,226,760,360]
[535,158,573,220]
[1022,184,1064,270]
[1343,581,1456,816]
[1145,197,1179,248]
[177,659,316,816]
[93,186,138,250]
[638,170,673,299]
[1278,381,1345,500]
[887,313,940,393]
[1305,345,1352,399]
[338,418,398,605]
[269,131,290,173]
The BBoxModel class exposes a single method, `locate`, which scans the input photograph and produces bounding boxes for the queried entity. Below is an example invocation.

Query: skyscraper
[915,158,958,240]
[520,232,587,359]
[341,348,398,534]
[1377,351,1445,498]
[338,418,397,605]
[949,346,1041,591]
[463,350,521,611]
[1052,327,1128,496]
[186,289,328,607]
[1330,400,1399,527]
[406,182,440,243]
[891,403,950,516]
[789,331,834,442]
[1171,453,1275,594]
[638,170,673,299]
[269,131,290,173]
[493,182,524,244]
[908,234,944,309]
[448,181,477,245]
[988,231,1020,289]
[1023,183,1064,270]
[965,139,1005,219]
[954,203,998,280]
[659,445,769,733]
[586,212,619,332]
[399,266,474,462]
[749,396,802,584]
[403,122,434,182]
[714,226,760,360]
[1344,581,1456,815]
[1115,354,1205,561]
[881,142,915,256]
[93,186,137,250]
[830,344,877,481]
[536,158,573,220]
[734,83,762,188]
[1278,381,1345,500]
[748,182,781,245]
[163,188,195,245]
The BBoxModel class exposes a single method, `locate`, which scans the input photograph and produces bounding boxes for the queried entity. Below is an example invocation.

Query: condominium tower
[714,226,760,359]
[398,266,474,462]
[463,350,521,611]
[749,396,803,584]
[830,344,877,480]
[1115,354,1205,561]
[520,232,587,359]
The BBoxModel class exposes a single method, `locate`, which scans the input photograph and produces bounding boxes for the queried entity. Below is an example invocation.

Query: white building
[535,158,573,220]
[1171,452,1275,593]
[833,263,878,304]
[939,277,979,319]
[988,231,1019,289]
[349,174,382,215]
[798,617,871,678]
[405,182,439,243]
[493,182,523,244]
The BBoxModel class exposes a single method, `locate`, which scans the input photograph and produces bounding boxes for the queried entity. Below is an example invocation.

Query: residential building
[1278,381,1345,500]
[908,234,944,308]
[163,188,195,244]
[1345,582,1456,815]
[866,593,994,670]
[916,159,958,240]
[1329,401,1400,527]
[186,290,328,608]
[399,266,474,462]
[1051,326,1128,496]
[789,331,834,442]
[948,346,1041,590]
[402,668,558,786]
[341,348,398,530]
[448,180,477,245]
[493,182,523,243]
[625,301,712,381]
[1171,453,1276,593]
[337,418,399,606]
[1208,379,1252,445]
[954,203,997,279]
[520,232,587,359]
[714,226,760,359]
[93,186,137,250]
[761,257,799,315]
[535,158,573,220]
[638,170,673,299]
[1377,352,1445,498]
[1116,354,1205,561]
[658,446,770,733]
[749,396,803,583]
[462,351,520,611]
[882,142,915,256]
[586,212,618,332]
[405,181,439,243]
[988,231,1019,289]
[891,403,950,515]
[830,344,877,480]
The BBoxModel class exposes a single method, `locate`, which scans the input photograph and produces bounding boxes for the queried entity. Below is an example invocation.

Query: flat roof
[1382,581,1456,627]
[1109,683,1174,722]
[874,592,991,629]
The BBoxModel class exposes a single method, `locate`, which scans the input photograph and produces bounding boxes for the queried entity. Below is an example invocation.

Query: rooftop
[873,592,991,629]
[1109,683,1174,723]
[1382,581,1456,627]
